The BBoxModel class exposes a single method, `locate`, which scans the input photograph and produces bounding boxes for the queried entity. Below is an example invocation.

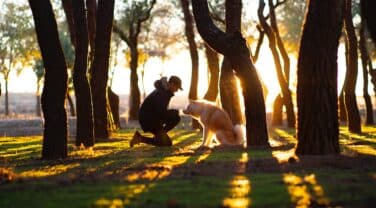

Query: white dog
[183,100,244,147]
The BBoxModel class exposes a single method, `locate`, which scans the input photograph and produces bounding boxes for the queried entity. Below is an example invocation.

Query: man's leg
[131,130,171,147]
[163,109,181,132]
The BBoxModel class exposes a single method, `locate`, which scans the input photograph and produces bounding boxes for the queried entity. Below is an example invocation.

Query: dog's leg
[204,130,213,147]
[201,127,211,147]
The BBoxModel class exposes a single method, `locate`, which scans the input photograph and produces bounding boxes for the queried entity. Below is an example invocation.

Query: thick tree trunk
[181,0,200,129]
[219,0,243,125]
[128,44,141,121]
[359,19,374,125]
[90,0,114,139]
[220,58,243,124]
[344,0,361,133]
[192,0,269,146]
[258,0,295,128]
[203,44,219,102]
[296,0,343,155]
[29,0,68,159]
[72,0,95,147]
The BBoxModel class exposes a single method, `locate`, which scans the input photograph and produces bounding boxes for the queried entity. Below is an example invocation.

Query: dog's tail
[233,124,245,146]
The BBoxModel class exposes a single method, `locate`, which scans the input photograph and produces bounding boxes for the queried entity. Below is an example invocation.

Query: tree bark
[344,0,361,133]
[359,17,374,125]
[181,0,201,129]
[128,43,141,121]
[218,0,243,125]
[191,0,269,146]
[296,0,343,155]
[72,0,95,147]
[258,0,295,128]
[29,0,68,159]
[203,43,219,102]
[90,0,114,139]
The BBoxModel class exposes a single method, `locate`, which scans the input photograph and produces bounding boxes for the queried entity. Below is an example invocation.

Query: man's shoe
[130,131,141,147]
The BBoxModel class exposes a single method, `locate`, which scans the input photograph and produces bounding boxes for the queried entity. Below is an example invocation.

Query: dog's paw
[196,145,211,152]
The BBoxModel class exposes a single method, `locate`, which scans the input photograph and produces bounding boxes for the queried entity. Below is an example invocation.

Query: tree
[33,58,44,117]
[180,0,202,129]
[71,0,95,147]
[203,44,219,101]
[359,8,374,125]
[0,2,32,116]
[295,0,343,155]
[344,0,361,133]
[191,0,269,146]
[218,1,243,126]
[258,0,295,127]
[29,0,69,159]
[90,0,115,139]
[113,0,156,121]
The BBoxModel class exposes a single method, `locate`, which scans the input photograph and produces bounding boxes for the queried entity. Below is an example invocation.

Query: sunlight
[19,163,80,178]
[283,173,330,207]
[222,175,251,208]
[272,148,296,163]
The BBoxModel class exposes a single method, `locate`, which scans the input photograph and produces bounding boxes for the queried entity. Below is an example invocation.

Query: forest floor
[0,120,376,208]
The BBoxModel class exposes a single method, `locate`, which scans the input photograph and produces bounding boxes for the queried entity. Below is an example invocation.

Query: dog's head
[183,100,202,118]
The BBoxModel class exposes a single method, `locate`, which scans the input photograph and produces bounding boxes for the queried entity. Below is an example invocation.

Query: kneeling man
[130,76,183,147]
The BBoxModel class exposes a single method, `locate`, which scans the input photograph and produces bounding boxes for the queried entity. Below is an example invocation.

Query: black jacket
[139,77,174,122]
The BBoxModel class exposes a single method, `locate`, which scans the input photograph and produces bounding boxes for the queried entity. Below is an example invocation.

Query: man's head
[168,76,183,93]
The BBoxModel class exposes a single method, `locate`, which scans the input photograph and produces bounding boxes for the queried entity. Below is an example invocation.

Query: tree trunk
[296,0,343,155]
[36,81,41,117]
[72,0,95,147]
[359,17,374,125]
[218,0,243,125]
[258,0,295,128]
[192,0,269,146]
[344,0,361,133]
[220,58,243,124]
[181,0,200,129]
[90,0,114,139]
[5,77,9,116]
[29,0,68,159]
[86,0,96,64]
[271,94,283,125]
[67,93,76,116]
[108,87,120,129]
[339,88,347,122]
[203,43,219,102]
[128,44,141,121]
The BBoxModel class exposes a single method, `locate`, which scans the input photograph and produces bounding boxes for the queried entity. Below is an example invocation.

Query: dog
[183,100,244,147]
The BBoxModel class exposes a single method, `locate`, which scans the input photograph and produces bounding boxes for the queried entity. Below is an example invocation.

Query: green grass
[0,126,376,207]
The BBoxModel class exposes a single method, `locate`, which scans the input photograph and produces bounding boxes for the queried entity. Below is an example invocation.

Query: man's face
[169,83,180,93]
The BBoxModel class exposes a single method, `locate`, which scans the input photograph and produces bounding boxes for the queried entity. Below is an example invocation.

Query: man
[130,75,183,147]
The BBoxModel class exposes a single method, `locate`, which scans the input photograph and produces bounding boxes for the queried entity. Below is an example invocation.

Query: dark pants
[138,110,180,146]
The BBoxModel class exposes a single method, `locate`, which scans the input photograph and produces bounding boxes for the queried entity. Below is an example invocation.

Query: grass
[0,125,376,207]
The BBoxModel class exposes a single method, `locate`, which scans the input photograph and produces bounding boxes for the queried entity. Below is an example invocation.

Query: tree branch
[112,23,130,45]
